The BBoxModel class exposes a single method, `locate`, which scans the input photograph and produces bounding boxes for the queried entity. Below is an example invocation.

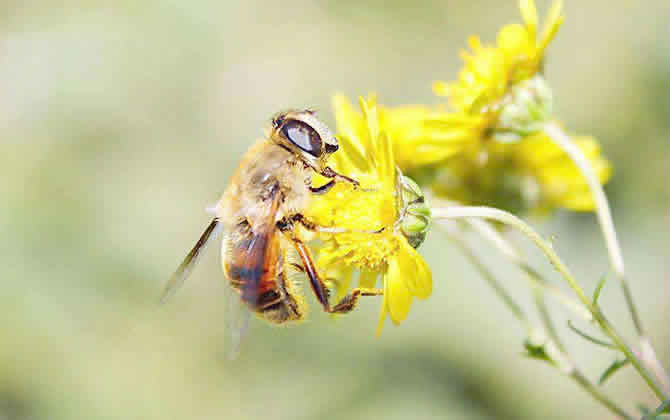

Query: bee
[161,110,382,328]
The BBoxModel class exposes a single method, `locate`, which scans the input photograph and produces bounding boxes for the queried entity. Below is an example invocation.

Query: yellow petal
[397,239,433,299]
[497,24,532,59]
[432,81,451,96]
[467,36,483,51]
[332,94,368,160]
[519,0,538,42]
[335,133,370,174]
[375,132,395,180]
[385,255,412,325]
[538,0,564,55]
[359,95,380,168]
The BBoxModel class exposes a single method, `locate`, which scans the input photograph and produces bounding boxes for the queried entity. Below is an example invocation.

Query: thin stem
[443,220,632,419]
[519,264,593,322]
[445,230,530,329]
[543,122,626,298]
[466,217,523,263]
[432,206,668,401]
[458,217,592,322]
[571,371,633,420]
[534,290,632,419]
[544,122,670,391]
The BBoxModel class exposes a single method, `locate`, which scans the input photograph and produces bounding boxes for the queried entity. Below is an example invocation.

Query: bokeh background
[3,1,670,419]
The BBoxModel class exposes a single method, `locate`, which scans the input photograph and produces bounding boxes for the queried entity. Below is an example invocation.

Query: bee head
[269,109,339,170]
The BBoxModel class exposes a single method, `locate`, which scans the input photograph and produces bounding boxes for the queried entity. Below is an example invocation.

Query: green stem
[432,206,668,401]
[455,216,592,322]
[445,231,530,329]
[571,371,633,420]
[544,122,670,392]
[442,220,631,419]
[543,122,627,308]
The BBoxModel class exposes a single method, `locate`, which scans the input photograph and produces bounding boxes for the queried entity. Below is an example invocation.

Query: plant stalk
[432,206,668,401]
[442,220,632,419]
[543,121,670,392]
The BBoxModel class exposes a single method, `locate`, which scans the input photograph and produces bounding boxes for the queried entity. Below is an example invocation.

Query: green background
[3,1,670,418]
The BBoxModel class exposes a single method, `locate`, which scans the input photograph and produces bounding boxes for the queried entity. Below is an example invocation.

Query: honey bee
[161,110,382,328]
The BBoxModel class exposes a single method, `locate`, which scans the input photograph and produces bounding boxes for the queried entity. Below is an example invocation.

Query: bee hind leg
[285,234,331,312]
[308,180,336,194]
[330,288,383,314]
[283,228,383,314]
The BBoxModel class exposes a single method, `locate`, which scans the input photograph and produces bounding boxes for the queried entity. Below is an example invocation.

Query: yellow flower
[515,131,612,211]
[304,95,432,335]
[386,0,611,214]
[378,105,477,171]
[433,0,564,114]
[430,131,612,214]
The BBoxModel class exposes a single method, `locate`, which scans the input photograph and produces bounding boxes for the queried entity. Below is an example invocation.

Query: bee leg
[330,288,383,314]
[308,180,336,194]
[285,233,332,312]
[320,166,360,188]
[282,227,383,314]
[289,213,385,235]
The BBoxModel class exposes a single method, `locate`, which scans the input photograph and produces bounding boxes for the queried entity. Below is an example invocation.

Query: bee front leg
[320,166,360,188]
[287,213,384,235]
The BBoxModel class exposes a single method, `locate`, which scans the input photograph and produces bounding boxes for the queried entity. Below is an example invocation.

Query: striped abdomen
[223,221,304,324]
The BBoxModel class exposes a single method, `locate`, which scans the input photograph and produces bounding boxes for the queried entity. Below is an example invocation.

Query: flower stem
[542,122,633,325]
[571,370,633,420]
[444,229,530,329]
[441,219,632,419]
[457,216,592,322]
[432,206,669,401]
[543,121,670,392]
[534,290,632,420]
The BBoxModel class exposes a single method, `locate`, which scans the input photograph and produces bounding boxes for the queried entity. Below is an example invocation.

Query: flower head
[430,131,612,214]
[433,0,564,114]
[377,105,476,171]
[386,0,611,214]
[304,95,432,334]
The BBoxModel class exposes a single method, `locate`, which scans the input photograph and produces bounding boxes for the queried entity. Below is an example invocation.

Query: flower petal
[397,239,433,300]
[519,0,538,42]
[359,95,381,169]
[335,133,370,174]
[332,94,368,161]
[538,0,564,55]
[432,81,451,97]
[497,24,532,59]
[385,255,412,325]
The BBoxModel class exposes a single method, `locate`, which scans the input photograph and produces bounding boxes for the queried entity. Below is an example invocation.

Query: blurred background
[3,0,670,418]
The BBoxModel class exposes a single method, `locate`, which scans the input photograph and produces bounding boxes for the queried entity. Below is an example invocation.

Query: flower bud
[396,171,432,249]
[495,75,553,142]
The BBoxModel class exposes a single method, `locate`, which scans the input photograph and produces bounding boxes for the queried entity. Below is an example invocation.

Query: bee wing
[222,252,252,361]
[222,183,283,359]
[160,218,223,303]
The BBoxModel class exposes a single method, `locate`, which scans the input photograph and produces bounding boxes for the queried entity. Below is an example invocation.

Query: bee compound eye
[280,120,322,157]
